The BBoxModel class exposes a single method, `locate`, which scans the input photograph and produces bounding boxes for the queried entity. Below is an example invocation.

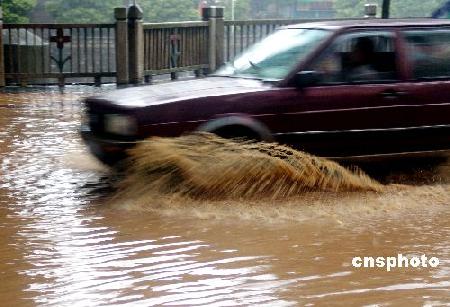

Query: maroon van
[81,19,450,166]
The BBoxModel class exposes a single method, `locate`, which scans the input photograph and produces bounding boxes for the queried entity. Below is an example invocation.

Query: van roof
[286,18,450,30]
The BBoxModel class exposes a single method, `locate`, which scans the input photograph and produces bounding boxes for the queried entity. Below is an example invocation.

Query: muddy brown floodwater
[0,86,449,307]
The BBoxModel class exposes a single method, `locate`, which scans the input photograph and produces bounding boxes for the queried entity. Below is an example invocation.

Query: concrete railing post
[202,7,224,73]
[364,4,378,18]
[115,7,129,85]
[127,5,144,84]
[0,8,5,87]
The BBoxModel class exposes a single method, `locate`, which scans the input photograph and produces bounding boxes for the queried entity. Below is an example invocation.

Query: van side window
[404,29,450,79]
[309,32,398,84]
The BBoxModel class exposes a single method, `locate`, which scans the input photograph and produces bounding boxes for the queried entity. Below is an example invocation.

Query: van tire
[212,125,262,141]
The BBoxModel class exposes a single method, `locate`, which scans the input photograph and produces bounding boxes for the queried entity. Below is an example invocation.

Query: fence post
[115,7,129,85]
[127,5,144,84]
[0,8,5,87]
[382,0,391,19]
[202,7,224,73]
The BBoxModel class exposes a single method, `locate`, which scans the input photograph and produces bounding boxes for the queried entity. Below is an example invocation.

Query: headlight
[104,114,137,136]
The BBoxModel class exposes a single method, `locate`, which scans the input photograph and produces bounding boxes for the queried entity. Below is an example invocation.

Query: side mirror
[293,71,321,88]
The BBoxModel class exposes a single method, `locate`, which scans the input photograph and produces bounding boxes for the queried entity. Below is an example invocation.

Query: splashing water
[115,133,382,201]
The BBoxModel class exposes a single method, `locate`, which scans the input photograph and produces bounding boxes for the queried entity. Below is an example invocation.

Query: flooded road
[0,87,449,306]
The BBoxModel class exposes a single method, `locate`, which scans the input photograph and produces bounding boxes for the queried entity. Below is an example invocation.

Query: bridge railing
[143,21,209,80]
[3,24,116,85]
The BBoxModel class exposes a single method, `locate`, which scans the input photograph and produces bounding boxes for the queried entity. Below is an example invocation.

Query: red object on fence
[198,0,208,15]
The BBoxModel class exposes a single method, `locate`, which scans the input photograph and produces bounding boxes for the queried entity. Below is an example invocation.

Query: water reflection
[0,86,448,306]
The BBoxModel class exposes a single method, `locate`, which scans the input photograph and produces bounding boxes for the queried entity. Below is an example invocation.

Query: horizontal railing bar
[225,19,309,26]
[224,18,356,26]
[144,21,209,29]
[144,64,209,75]
[4,24,115,29]
[5,72,116,78]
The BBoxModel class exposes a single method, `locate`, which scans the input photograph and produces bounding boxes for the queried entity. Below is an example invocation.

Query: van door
[275,30,412,157]
[395,28,450,152]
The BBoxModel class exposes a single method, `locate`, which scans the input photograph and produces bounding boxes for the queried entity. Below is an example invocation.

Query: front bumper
[80,126,137,166]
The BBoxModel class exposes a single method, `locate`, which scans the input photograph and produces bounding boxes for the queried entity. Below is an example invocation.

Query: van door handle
[379,89,408,99]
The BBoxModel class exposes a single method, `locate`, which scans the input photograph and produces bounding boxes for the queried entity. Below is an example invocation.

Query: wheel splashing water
[114,133,383,201]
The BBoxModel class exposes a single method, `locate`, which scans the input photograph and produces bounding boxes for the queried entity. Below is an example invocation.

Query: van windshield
[216,28,331,80]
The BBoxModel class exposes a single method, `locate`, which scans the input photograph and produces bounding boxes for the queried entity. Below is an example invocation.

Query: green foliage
[140,0,200,22]
[138,0,200,22]
[221,0,252,20]
[334,0,368,18]
[43,0,202,23]
[8,0,449,24]
[390,0,447,17]
[335,0,447,18]
[44,0,122,23]
[3,0,37,23]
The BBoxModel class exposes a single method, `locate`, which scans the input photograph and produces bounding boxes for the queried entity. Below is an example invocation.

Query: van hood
[88,77,273,108]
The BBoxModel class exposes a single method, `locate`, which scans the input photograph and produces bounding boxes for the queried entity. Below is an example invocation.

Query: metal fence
[143,21,210,79]
[3,24,116,85]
